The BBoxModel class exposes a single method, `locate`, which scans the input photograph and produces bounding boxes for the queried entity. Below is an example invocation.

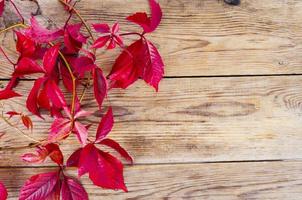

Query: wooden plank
[1,0,302,78]
[1,76,302,165]
[1,161,302,199]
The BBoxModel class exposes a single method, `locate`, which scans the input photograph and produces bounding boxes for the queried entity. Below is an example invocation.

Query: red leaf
[43,45,59,75]
[92,22,123,50]
[109,39,164,90]
[44,143,64,165]
[78,144,127,191]
[0,0,4,17]
[22,143,63,165]
[60,61,74,92]
[67,23,87,43]
[19,171,60,200]
[0,74,21,100]
[0,181,7,200]
[25,17,64,43]
[13,57,45,77]
[91,36,110,49]
[45,181,60,200]
[6,111,20,118]
[22,147,49,163]
[37,85,51,110]
[93,68,107,109]
[6,76,19,90]
[95,107,113,143]
[16,31,36,58]
[48,118,71,143]
[108,39,143,89]
[67,149,82,168]
[126,0,162,33]
[69,56,95,77]
[26,77,46,118]
[66,148,82,167]
[64,23,87,54]
[46,80,67,109]
[99,138,133,164]
[74,121,88,145]
[140,39,164,91]
[61,175,88,200]
[92,23,110,33]
[21,115,33,130]
[0,89,21,100]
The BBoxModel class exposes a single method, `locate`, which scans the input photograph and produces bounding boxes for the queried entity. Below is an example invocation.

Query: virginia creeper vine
[0,0,164,199]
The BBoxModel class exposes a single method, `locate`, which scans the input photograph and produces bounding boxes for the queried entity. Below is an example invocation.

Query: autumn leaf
[95,107,113,143]
[109,38,164,90]
[126,0,162,33]
[25,17,64,43]
[0,0,4,17]
[64,23,87,54]
[19,171,60,200]
[92,22,123,49]
[93,68,107,109]
[61,175,88,200]
[21,115,33,130]
[0,181,7,200]
[22,143,63,165]
[77,143,128,191]
[0,77,21,100]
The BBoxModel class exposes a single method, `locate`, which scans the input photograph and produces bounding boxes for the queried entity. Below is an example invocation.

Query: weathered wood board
[0,0,302,199]
[1,0,302,77]
[2,161,302,200]
[1,76,302,166]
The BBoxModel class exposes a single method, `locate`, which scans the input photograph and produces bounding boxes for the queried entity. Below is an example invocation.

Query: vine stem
[9,0,25,24]
[120,32,144,37]
[58,51,77,118]
[58,0,95,103]
[0,114,42,143]
[58,0,96,42]
[0,46,16,65]
[0,23,27,35]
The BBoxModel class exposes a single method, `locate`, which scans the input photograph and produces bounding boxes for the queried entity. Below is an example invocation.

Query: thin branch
[0,46,16,65]
[58,0,96,42]
[8,0,25,24]
[0,23,27,35]
[0,115,42,143]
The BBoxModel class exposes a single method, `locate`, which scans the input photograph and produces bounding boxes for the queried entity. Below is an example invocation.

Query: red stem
[63,1,79,29]
[0,46,16,66]
[120,32,144,37]
[9,0,25,24]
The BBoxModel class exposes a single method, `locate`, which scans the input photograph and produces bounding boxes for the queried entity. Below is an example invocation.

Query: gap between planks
[2,73,302,82]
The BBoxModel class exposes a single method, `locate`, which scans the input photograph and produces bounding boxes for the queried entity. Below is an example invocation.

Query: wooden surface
[1,0,302,199]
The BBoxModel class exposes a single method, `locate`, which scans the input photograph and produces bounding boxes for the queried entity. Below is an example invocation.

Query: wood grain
[1,76,302,166]
[2,161,302,200]
[1,0,302,78]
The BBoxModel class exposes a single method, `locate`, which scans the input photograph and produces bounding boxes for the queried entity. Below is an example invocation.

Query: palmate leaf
[76,144,128,192]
